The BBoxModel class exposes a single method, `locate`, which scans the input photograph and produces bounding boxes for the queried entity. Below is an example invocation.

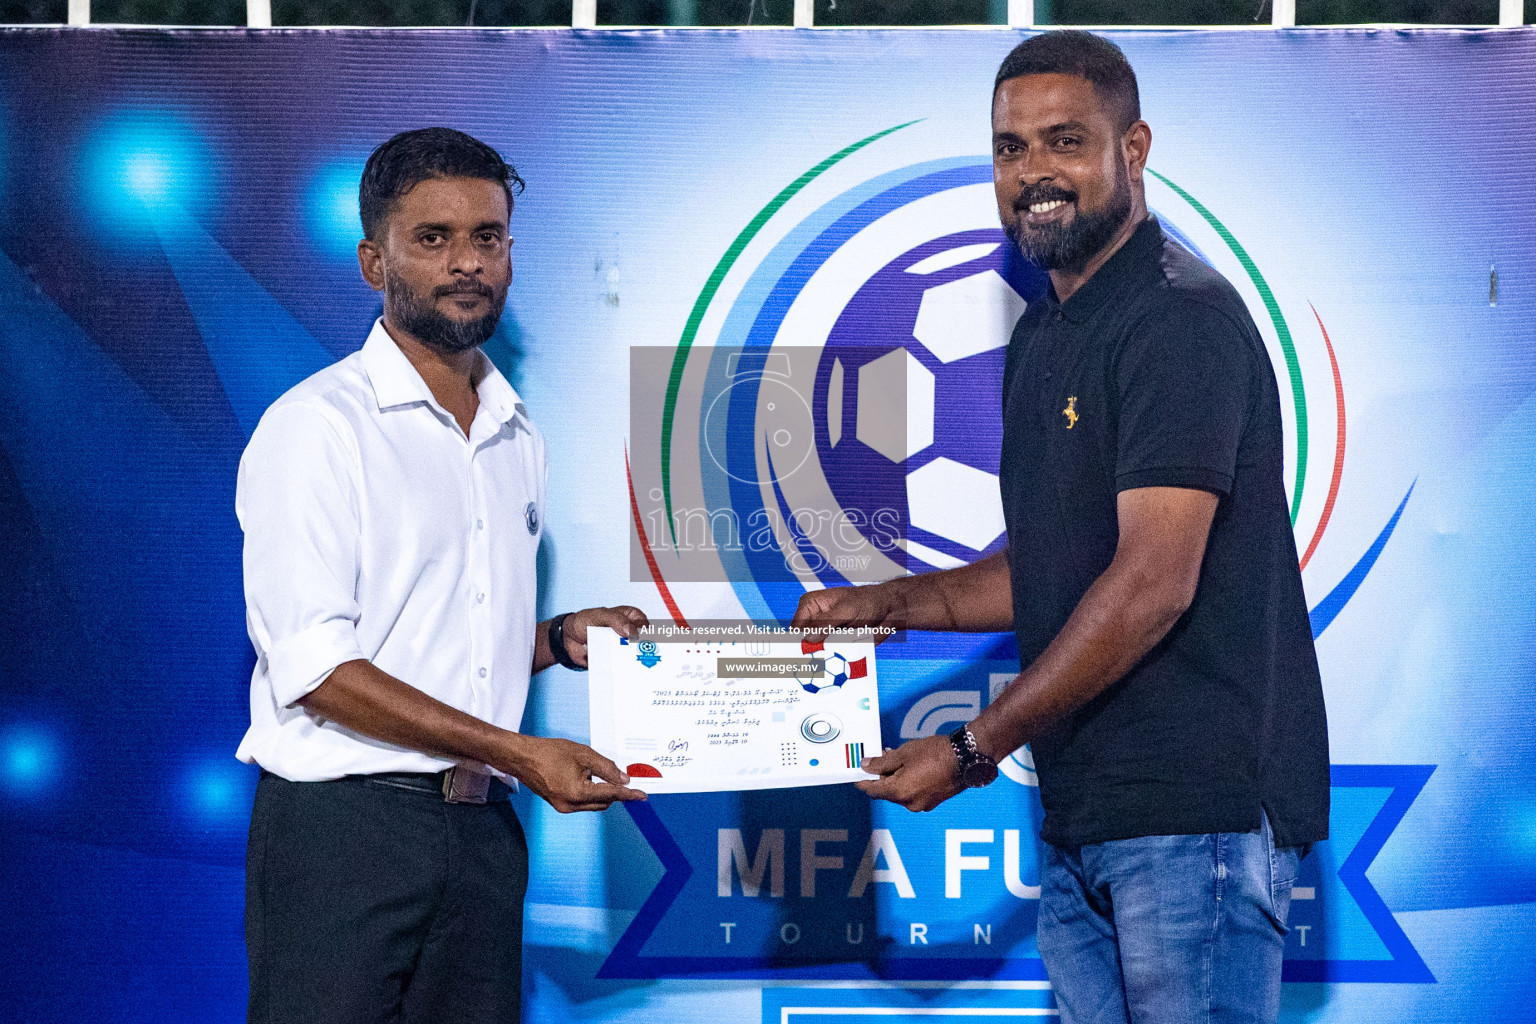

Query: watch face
[964,760,999,788]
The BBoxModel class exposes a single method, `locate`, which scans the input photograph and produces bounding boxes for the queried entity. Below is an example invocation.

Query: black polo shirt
[1000,216,1329,849]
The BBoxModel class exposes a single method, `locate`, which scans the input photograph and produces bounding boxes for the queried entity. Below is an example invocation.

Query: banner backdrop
[1,25,1533,1024]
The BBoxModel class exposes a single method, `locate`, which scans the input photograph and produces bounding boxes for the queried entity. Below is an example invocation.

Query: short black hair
[359,127,525,241]
[994,31,1141,134]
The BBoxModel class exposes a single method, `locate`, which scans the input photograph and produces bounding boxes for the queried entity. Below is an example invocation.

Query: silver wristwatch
[949,726,999,788]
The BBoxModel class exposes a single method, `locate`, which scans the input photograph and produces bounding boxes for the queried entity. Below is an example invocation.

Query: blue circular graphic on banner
[701,161,1046,621]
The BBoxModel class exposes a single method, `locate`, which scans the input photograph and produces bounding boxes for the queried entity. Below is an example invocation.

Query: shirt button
[476,592,486,603]
[478,667,488,679]
[476,519,485,530]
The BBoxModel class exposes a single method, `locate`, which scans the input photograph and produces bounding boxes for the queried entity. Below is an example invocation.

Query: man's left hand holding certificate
[588,629,884,792]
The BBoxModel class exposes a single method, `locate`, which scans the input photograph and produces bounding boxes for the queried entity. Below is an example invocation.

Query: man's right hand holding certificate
[791,551,1016,811]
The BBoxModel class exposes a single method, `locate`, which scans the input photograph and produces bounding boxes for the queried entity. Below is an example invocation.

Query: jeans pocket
[1261,810,1299,935]
[1266,869,1295,934]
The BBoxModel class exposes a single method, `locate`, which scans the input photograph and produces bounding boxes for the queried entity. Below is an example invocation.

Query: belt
[361,766,511,804]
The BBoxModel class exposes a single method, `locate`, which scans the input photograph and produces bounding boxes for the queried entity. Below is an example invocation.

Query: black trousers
[246,771,529,1024]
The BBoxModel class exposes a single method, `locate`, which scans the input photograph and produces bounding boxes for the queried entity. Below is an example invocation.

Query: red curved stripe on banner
[1300,304,1346,571]
[625,447,689,628]
[626,763,663,778]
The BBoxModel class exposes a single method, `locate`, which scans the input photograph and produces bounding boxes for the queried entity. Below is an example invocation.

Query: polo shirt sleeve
[1112,299,1255,496]
[236,400,367,708]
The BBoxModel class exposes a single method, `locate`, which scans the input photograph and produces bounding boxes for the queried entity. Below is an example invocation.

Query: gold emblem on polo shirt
[1063,396,1079,429]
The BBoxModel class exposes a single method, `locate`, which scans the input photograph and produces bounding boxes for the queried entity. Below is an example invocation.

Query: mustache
[1014,183,1077,211]
[435,280,494,298]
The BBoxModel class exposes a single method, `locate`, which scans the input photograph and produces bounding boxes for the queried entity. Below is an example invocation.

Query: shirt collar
[361,320,433,410]
[1049,215,1165,324]
[474,352,525,427]
[361,319,527,427]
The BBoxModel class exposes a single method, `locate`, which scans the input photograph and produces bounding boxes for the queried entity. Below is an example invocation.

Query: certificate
[587,628,884,793]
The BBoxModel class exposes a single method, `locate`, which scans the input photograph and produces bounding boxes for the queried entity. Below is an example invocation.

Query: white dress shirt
[235,319,546,782]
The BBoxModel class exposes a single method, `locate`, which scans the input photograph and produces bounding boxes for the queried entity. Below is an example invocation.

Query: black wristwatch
[547,612,585,672]
[949,726,999,788]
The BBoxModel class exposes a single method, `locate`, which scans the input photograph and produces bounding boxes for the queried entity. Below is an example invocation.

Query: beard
[385,269,507,355]
[1005,163,1133,272]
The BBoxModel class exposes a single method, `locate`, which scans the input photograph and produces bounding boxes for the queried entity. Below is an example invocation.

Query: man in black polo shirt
[792,31,1328,1024]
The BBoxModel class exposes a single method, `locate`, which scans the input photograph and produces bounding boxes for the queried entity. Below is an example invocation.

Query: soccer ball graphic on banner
[815,228,1046,571]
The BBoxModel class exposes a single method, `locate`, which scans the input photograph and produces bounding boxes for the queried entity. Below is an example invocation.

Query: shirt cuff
[1115,466,1233,496]
[267,619,366,708]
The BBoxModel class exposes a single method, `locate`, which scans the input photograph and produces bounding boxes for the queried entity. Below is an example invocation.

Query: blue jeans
[1037,812,1302,1024]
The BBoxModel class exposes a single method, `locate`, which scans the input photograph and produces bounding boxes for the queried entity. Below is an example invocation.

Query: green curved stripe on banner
[1147,169,1307,525]
[658,121,920,544]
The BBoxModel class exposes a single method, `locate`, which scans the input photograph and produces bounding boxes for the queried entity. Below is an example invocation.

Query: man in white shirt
[236,127,645,1024]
